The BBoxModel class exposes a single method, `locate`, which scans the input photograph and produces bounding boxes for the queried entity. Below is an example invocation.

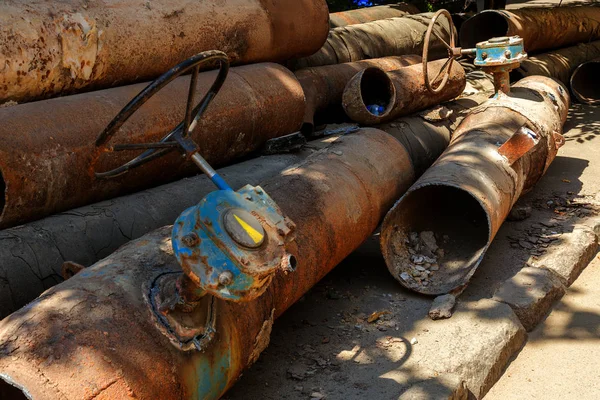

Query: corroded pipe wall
[380,76,569,296]
[292,13,450,69]
[0,128,418,399]
[570,58,600,104]
[329,3,420,27]
[0,72,495,319]
[512,41,600,85]
[0,0,329,103]
[0,63,304,229]
[460,6,600,53]
[0,150,317,319]
[342,60,466,124]
[295,55,422,134]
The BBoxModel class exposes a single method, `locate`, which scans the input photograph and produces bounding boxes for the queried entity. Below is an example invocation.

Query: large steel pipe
[380,76,569,295]
[570,58,600,104]
[291,13,450,69]
[0,151,315,319]
[329,3,420,27]
[0,74,495,319]
[0,0,329,103]
[0,63,304,229]
[342,60,466,124]
[512,41,600,85]
[459,6,600,53]
[295,55,421,134]
[0,128,430,399]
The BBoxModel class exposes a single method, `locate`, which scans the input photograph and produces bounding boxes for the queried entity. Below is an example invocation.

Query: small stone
[311,392,326,399]
[507,205,532,221]
[424,263,431,268]
[295,386,303,392]
[422,281,429,286]
[435,248,445,258]
[419,231,438,251]
[430,264,439,271]
[400,272,411,281]
[332,150,343,156]
[409,232,419,245]
[410,337,418,345]
[428,294,456,320]
[519,240,534,250]
[415,265,426,272]
[423,256,437,264]
[411,255,425,264]
[411,269,421,277]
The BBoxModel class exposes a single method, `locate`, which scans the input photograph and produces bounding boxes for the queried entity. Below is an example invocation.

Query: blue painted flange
[474,36,527,67]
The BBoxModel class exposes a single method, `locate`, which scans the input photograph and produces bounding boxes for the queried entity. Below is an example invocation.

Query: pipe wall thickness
[380,76,569,295]
[0,128,419,399]
[342,60,466,125]
[0,63,304,229]
[0,0,329,103]
[292,13,450,69]
[460,6,600,53]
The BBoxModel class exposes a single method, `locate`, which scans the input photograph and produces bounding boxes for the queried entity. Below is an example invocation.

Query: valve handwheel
[422,9,461,94]
[93,50,230,188]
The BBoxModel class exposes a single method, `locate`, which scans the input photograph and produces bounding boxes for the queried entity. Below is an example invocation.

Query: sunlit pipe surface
[0,73,495,319]
[380,76,569,295]
[460,5,600,53]
[292,13,450,69]
[295,55,421,134]
[342,60,466,125]
[329,2,420,27]
[512,41,600,85]
[0,128,426,399]
[0,0,329,103]
[0,63,304,229]
[570,57,600,105]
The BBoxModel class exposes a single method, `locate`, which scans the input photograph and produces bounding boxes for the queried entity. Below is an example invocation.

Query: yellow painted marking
[233,214,263,244]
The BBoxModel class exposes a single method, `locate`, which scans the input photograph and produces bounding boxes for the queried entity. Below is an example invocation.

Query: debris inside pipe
[342,60,466,125]
[380,76,570,295]
[570,58,600,104]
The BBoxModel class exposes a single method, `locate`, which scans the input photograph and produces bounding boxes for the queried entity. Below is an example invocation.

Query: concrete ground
[223,104,600,400]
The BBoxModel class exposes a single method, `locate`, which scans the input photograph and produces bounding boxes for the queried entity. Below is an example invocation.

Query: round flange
[223,209,265,249]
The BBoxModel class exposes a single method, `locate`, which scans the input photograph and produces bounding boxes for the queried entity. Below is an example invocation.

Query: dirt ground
[223,103,600,400]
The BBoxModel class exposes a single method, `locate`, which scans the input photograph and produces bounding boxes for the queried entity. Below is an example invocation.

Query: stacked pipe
[329,2,420,27]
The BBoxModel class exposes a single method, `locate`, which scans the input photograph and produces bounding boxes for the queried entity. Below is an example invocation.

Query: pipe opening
[459,12,509,49]
[571,61,600,104]
[0,375,30,400]
[383,185,490,294]
[360,68,394,116]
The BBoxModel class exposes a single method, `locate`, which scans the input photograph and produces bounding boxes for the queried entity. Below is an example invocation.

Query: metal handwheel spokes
[93,50,230,180]
[422,9,459,94]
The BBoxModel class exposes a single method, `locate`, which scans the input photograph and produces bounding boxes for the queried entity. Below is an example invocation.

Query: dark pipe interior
[0,376,29,400]
[0,168,5,220]
[459,12,509,49]
[384,185,490,294]
[360,68,393,116]
[571,61,600,103]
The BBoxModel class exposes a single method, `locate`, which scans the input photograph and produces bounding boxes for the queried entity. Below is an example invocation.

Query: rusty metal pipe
[295,55,422,134]
[342,60,466,125]
[0,63,304,229]
[0,0,329,103]
[512,41,600,86]
[459,6,600,53]
[0,73,495,319]
[291,13,451,69]
[0,127,429,399]
[329,3,420,28]
[570,58,600,104]
[0,150,318,319]
[380,76,569,295]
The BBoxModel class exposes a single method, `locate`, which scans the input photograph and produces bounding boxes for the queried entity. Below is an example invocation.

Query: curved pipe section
[570,58,600,104]
[329,2,420,27]
[0,63,305,229]
[460,6,600,53]
[342,60,466,125]
[0,0,329,103]
[380,76,570,295]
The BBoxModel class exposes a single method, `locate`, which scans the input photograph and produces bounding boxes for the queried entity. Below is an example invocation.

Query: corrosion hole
[459,12,509,49]
[0,374,30,400]
[288,254,297,271]
[383,185,490,294]
[571,61,600,104]
[359,68,394,117]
